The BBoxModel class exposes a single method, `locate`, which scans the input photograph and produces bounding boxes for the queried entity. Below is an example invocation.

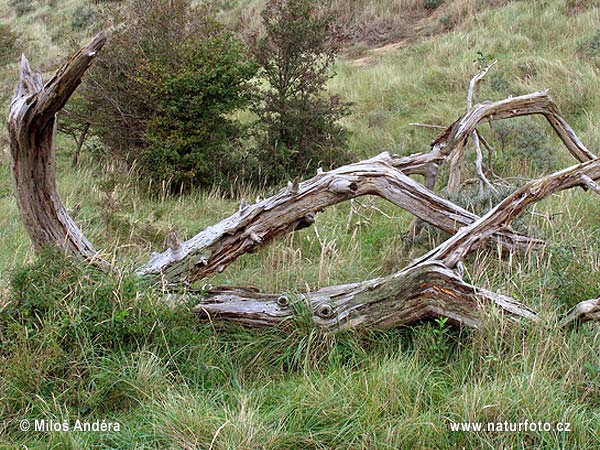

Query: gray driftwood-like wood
[414,158,600,269]
[193,157,600,330]
[194,261,538,330]
[447,61,497,193]
[139,88,597,285]
[8,32,106,262]
[136,152,540,285]
[8,34,599,332]
[560,297,600,328]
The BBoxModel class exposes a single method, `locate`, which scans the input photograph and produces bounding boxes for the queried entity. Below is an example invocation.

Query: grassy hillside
[1,0,600,448]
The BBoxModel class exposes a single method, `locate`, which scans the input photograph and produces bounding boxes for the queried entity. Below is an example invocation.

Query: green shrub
[141,29,258,190]
[439,15,451,30]
[0,248,200,415]
[5,248,149,352]
[81,0,258,191]
[8,0,33,16]
[546,244,600,308]
[0,24,19,66]
[251,0,352,184]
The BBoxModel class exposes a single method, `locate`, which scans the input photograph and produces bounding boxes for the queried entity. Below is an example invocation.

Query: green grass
[1,0,600,448]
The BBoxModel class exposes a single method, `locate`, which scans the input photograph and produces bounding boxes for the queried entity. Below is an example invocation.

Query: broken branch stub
[560,297,600,328]
[194,157,600,331]
[136,152,539,285]
[439,90,597,193]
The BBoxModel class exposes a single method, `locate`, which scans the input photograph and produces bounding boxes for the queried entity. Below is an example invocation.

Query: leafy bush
[0,248,200,415]
[81,0,258,191]
[71,4,96,30]
[8,0,33,16]
[141,28,258,190]
[251,0,352,184]
[0,24,19,66]
[5,248,149,352]
[546,244,600,308]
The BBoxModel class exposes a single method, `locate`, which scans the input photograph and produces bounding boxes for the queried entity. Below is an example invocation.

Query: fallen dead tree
[193,157,600,329]
[7,33,600,331]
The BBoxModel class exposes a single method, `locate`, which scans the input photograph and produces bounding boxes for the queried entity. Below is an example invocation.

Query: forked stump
[8,33,106,263]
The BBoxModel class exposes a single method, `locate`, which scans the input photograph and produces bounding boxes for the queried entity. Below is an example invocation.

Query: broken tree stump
[8,32,106,263]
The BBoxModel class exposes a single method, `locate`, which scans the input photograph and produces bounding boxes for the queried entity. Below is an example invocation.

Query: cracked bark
[8,32,106,263]
[193,158,600,330]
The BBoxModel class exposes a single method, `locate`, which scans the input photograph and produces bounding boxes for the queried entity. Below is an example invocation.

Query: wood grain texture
[193,261,538,330]
[8,32,106,262]
[137,152,539,284]
[560,297,600,328]
[193,157,600,330]
[8,36,598,331]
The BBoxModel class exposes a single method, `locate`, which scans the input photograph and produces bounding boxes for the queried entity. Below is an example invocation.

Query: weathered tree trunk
[8,33,106,262]
[560,297,600,328]
[7,34,599,332]
[136,152,540,285]
[412,158,600,269]
[138,88,597,285]
[194,261,538,330]
[193,157,600,330]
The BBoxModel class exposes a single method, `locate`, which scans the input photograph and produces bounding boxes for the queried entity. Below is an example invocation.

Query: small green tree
[80,0,258,190]
[252,0,351,183]
[57,95,92,167]
[140,20,258,190]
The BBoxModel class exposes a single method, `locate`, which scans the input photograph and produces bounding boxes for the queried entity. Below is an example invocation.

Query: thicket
[79,0,258,191]
[250,0,352,183]
[76,0,350,191]
[0,24,19,66]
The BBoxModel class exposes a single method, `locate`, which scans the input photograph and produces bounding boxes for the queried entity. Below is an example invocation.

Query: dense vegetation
[1,0,600,448]
[251,0,352,183]
[78,0,259,191]
[71,0,353,191]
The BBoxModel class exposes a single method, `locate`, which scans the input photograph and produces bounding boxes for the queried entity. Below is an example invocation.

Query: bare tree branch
[8,37,597,333]
[560,297,600,328]
[136,153,539,285]
[193,261,538,330]
[194,158,600,331]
